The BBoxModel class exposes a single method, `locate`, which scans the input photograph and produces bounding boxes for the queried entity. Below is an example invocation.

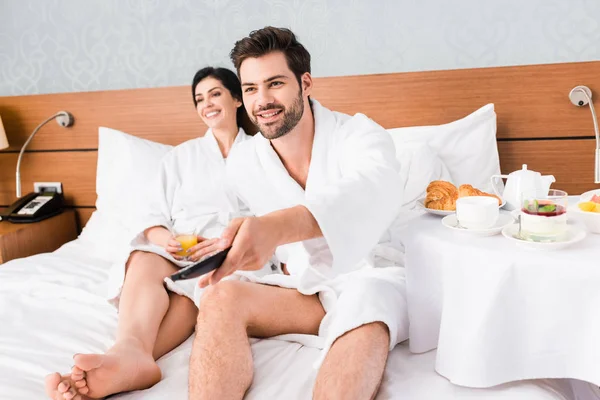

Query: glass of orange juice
[174,232,198,259]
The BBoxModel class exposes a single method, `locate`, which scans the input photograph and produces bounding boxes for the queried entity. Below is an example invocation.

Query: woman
[45,67,264,400]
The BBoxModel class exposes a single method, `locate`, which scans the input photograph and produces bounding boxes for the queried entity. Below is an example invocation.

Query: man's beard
[252,92,304,140]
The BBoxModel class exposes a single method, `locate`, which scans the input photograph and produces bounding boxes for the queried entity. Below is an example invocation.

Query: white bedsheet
[0,237,577,399]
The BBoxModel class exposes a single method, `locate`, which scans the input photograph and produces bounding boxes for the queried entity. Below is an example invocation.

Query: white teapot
[490,164,556,211]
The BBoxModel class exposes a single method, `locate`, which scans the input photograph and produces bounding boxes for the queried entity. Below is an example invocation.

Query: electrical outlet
[34,182,63,194]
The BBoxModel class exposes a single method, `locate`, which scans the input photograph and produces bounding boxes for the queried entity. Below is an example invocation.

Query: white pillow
[95,127,173,220]
[79,127,173,260]
[388,104,500,191]
[395,142,453,209]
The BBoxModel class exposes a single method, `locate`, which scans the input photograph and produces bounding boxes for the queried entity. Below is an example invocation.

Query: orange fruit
[578,201,596,212]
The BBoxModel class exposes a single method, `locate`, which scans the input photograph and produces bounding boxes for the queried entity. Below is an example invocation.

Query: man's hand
[197,205,321,288]
[198,216,279,288]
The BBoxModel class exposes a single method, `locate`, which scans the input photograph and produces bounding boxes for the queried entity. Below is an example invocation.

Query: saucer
[501,224,587,250]
[441,213,514,236]
[417,198,454,216]
[417,197,506,217]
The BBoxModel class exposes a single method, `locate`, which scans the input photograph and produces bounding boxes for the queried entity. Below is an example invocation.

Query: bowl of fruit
[573,193,600,233]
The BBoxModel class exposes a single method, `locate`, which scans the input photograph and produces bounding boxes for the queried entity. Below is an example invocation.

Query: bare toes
[78,386,89,394]
[67,385,80,399]
[71,366,85,381]
[74,379,86,389]
[58,380,70,393]
[44,372,61,397]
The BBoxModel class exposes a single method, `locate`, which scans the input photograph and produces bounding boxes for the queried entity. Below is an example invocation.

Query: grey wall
[1,0,599,96]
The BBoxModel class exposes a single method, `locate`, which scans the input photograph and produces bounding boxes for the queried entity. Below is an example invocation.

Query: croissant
[425,196,457,210]
[458,184,502,205]
[425,180,458,210]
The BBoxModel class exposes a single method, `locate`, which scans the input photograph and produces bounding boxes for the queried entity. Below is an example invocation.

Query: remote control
[169,247,231,281]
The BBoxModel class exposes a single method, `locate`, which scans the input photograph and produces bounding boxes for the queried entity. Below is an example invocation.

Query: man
[189,26,408,399]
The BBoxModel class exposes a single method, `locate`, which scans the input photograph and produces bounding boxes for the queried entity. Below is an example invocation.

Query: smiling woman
[192,67,246,137]
[42,65,274,400]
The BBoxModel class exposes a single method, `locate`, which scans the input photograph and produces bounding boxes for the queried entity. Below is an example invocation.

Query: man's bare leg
[46,251,197,399]
[189,280,325,400]
[313,322,390,400]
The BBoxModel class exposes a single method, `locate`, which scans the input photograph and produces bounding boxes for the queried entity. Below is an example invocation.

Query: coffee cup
[456,196,499,229]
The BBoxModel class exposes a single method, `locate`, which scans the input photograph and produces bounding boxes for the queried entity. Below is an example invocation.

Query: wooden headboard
[1,61,599,230]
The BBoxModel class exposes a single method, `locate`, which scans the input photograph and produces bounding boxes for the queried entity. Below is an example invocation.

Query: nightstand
[0,209,78,264]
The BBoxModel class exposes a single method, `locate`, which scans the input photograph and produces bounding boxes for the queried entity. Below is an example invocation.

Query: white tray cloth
[403,203,600,389]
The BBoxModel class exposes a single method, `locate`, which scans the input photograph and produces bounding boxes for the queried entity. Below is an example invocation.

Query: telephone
[0,191,64,223]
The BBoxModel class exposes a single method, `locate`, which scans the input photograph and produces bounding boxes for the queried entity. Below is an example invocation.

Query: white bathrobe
[106,128,275,306]
[226,100,410,367]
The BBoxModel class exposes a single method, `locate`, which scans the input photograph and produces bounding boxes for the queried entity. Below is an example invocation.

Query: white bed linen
[0,236,575,400]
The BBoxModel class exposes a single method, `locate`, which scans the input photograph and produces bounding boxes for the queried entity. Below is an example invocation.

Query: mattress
[0,237,578,399]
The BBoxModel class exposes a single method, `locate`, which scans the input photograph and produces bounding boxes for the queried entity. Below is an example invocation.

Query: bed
[1,61,599,399]
[0,238,575,399]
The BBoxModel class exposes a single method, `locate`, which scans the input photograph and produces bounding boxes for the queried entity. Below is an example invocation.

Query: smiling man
[188,27,408,400]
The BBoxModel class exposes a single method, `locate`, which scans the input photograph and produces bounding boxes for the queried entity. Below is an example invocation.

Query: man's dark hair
[230,26,311,86]
[191,66,246,127]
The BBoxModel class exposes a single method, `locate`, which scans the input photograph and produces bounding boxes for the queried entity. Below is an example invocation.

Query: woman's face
[194,76,242,130]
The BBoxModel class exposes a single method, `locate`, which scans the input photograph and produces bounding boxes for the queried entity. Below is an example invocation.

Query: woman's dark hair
[191,66,249,130]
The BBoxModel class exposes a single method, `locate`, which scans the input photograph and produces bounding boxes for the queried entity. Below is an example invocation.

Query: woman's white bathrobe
[106,128,274,306]
[226,100,410,367]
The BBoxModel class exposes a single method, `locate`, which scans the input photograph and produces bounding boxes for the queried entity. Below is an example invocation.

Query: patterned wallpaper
[0,0,599,96]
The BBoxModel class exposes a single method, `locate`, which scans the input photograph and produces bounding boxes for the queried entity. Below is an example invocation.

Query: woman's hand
[165,237,185,261]
[144,226,186,260]
[186,236,222,262]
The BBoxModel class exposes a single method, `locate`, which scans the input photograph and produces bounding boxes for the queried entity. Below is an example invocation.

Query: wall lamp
[16,111,74,197]
[569,85,600,184]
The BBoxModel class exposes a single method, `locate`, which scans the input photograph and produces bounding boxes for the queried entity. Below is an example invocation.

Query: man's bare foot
[71,338,161,398]
[44,372,90,400]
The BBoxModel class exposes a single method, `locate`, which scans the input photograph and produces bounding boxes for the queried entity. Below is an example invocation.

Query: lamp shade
[0,115,8,150]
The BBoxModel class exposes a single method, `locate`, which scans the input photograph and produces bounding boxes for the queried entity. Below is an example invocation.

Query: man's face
[240,52,305,140]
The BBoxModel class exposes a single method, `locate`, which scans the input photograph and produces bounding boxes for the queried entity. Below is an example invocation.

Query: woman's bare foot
[44,372,90,400]
[71,338,161,398]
